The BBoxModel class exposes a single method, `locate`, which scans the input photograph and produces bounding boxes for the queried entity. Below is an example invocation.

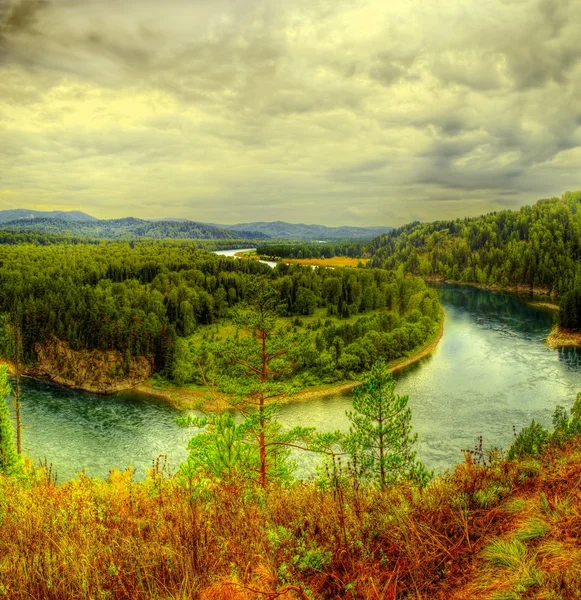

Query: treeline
[0,239,441,382]
[180,273,441,385]
[370,191,581,296]
[257,241,367,259]
[560,290,581,330]
[0,229,262,251]
[0,217,269,240]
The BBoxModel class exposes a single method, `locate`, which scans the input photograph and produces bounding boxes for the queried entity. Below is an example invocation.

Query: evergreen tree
[183,280,340,487]
[0,365,21,475]
[344,359,430,488]
[180,412,257,483]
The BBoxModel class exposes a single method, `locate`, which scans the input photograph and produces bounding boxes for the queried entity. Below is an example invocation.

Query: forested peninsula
[0,236,442,397]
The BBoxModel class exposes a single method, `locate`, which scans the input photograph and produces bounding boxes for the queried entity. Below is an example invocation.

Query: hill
[212,220,393,240]
[0,210,389,240]
[0,217,243,240]
[0,209,98,223]
[1,391,581,598]
[370,190,581,296]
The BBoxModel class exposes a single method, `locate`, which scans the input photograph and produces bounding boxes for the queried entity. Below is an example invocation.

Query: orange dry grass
[281,256,369,268]
[2,440,581,599]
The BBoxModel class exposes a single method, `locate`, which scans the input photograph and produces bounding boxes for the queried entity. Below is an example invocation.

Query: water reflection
[16,283,581,480]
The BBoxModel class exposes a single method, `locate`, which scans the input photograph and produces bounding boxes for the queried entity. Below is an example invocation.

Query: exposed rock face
[30,338,154,394]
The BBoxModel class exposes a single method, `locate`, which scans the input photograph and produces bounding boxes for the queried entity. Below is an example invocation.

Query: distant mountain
[0,209,98,223]
[0,209,391,240]
[0,217,245,240]
[211,221,393,240]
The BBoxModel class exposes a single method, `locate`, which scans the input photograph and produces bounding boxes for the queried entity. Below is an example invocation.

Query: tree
[180,412,257,483]
[185,281,301,487]
[0,317,22,455]
[0,365,21,475]
[344,359,429,488]
[184,280,340,487]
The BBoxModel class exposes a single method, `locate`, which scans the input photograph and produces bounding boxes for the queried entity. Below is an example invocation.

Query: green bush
[507,421,549,460]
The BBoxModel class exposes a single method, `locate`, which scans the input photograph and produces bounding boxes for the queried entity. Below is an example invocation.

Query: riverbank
[136,309,446,411]
[529,301,560,312]
[1,339,153,394]
[546,324,581,349]
[424,276,555,299]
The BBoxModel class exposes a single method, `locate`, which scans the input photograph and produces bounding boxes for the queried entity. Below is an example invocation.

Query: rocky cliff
[29,338,154,394]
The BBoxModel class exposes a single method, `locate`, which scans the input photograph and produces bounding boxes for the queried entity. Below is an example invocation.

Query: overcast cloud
[1,0,580,225]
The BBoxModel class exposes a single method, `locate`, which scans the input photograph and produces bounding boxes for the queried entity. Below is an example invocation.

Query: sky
[0,0,580,226]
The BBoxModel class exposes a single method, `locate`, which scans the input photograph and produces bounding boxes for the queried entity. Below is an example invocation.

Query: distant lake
[15,283,581,481]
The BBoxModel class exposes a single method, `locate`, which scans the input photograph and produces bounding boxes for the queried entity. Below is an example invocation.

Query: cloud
[0,0,580,226]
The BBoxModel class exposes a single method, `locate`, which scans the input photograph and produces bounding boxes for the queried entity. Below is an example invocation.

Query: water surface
[15,284,581,480]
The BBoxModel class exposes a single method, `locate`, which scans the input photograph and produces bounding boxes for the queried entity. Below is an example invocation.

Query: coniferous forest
[0,237,441,385]
[3,0,581,593]
[2,193,581,598]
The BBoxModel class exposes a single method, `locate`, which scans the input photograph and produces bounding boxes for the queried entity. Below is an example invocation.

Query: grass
[137,308,445,410]
[236,250,370,268]
[546,324,581,348]
[280,256,370,268]
[3,427,581,598]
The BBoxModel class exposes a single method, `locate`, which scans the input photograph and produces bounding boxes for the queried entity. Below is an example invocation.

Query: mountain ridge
[0,209,98,223]
[0,209,392,240]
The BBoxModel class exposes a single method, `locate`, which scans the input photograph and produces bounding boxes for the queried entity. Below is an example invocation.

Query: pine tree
[0,365,21,475]
[344,359,430,488]
[184,280,335,487]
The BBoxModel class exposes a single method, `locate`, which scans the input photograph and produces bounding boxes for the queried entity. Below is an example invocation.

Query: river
[14,283,581,482]
[214,247,278,268]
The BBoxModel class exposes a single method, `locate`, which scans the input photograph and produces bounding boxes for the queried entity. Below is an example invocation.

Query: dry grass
[280,257,370,268]
[234,251,369,269]
[2,437,581,599]
[546,324,581,349]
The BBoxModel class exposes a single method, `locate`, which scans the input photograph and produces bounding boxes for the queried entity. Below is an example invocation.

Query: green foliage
[482,538,528,570]
[343,360,430,488]
[514,518,549,542]
[559,289,581,329]
[0,238,441,385]
[169,338,194,385]
[474,483,510,508]
[507,421,550,460]
[180,412,257,482]
[371,191,581,296]
[0,366,21,476]
[258,241,367,260]
[509,393,581,460]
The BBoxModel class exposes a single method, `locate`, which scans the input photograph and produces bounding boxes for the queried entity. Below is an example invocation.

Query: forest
[0,237,441,386]
[257,242,367,260]
[0,216,268,240]
[369,191,581,294]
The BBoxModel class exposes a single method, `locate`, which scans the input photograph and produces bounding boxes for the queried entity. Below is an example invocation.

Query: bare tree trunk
[259,329,267,487]
[14,325,22,455]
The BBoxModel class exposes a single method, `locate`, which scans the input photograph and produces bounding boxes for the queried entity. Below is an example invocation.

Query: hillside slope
[2,406,581,599]
[0,217,242,240]
[213,220,393,240]
[370,190,581,296]
[0,209,98,223]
